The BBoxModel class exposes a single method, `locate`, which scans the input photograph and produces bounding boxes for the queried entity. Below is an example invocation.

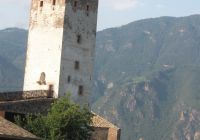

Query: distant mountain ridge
[93,14,200,140]
[1,15,200,139]
[0,28,27,91]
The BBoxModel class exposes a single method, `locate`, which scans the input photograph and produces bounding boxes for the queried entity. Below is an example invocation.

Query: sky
[0,0,200,31]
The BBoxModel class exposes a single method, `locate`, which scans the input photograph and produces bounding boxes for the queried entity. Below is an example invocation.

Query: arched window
[37,72,46,85]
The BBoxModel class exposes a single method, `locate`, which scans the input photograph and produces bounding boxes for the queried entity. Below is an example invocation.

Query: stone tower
[23,0,98,104]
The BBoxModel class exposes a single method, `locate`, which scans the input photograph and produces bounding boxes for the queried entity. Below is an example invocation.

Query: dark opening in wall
[5,112,25,123]
[87,5,89,11]
[53,0,56,5]
[48,84,54,98]
[75,61,80,70]
[74,1,78,7]
[78,85,84,95]
[86,5,89,16]
[77,34,81,43]
[67,76,71,83]
[40,1,44,7]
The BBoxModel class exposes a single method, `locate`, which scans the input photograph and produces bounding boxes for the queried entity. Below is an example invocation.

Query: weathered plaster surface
[24,0,98,105]
[24,0,66,96]
[59,0,98,104]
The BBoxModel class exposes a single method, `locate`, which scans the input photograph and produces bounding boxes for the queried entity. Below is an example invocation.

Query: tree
[15,95,93,140]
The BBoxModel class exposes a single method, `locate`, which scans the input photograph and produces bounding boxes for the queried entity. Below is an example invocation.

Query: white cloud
[100,0,139,11]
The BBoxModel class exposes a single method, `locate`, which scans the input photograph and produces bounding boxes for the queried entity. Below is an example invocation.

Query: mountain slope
[0,28,27,91]
[92,14,200,140]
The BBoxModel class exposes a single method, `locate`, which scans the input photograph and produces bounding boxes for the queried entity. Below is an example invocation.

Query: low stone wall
[0,90,53,101]
[0,98,54,114]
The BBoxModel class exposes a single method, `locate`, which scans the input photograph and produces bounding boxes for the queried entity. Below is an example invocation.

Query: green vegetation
[15,96,93,140]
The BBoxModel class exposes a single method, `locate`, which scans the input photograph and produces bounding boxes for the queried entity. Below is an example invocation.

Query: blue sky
[0,0,200,31]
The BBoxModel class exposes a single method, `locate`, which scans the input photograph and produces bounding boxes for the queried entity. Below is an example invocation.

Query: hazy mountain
[0,28,27,91]
[1,15,200,140]
[92,14,200,140]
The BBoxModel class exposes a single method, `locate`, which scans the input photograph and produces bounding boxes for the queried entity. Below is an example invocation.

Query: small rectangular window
[75,61,80,70]
[86,5,89,16]
[53,0,56,5]
[40,1,44,7]
[67,76,71,83]
[77,35,81,43]
[78,86,84,95]
[74,1,78,7]
[87,5,89,11]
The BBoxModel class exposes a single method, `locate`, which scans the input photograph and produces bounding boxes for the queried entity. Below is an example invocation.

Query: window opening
[78,86,84,95]
[40,1,44,7]
[86,5,89,16]
[53,0,56,5]
[74,1,78,7]
[87,5,89,11]
[77,34,81,43]
[75,61,80,70]
[67,76,71,83]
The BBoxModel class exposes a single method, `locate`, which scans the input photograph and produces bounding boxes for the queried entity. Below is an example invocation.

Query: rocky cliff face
[92,15,200,140]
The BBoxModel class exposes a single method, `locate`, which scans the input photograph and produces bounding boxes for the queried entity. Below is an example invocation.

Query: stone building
[0,0,121,139]
[24,0,98,104]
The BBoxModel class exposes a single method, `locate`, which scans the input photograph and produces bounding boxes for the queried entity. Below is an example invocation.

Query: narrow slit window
[86,5,89,16]
[75,61,80,70]
[86,5,89,11]
[78,86,84,95]
[40,1,44,7]
[77,34,81,43]
[53,0,56,5]
[67,76,71,83]
[74,1,78,7]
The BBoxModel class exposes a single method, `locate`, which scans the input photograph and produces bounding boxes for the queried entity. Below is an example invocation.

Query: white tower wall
[23,0,98,104]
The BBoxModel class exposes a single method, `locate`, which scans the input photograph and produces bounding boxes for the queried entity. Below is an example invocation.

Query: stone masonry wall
[0,90,52,101]
[0,98,54,114]
[59,0,98,104]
